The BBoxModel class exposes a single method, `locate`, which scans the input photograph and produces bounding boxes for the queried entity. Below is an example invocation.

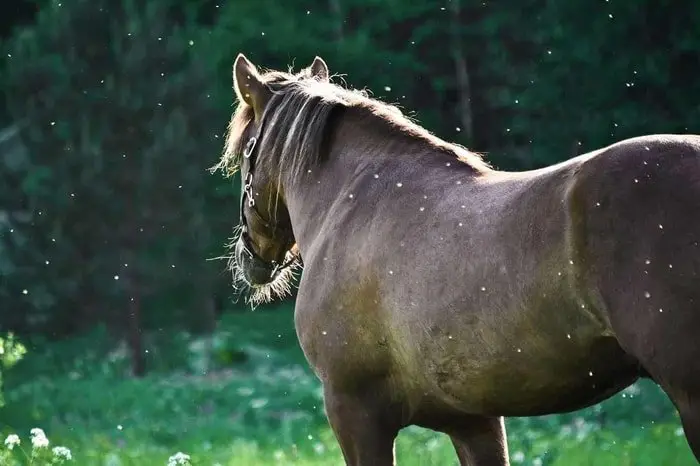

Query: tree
[2,0,232,374]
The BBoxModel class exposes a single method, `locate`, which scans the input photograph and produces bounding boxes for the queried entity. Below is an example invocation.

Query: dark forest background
[3,0,698,374]
[1,1,699,464]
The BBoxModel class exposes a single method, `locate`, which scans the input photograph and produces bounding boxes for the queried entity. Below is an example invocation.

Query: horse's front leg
[323,384,402,466]
[448,416,510,466]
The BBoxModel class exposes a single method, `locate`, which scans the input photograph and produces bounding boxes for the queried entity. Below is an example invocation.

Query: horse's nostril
[234,239,276,285]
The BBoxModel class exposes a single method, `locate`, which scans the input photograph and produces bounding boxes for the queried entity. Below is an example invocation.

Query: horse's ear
[309,56,329,82]
[233,53,270,117]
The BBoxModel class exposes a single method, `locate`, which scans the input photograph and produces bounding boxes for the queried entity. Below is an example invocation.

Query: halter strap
[237,109,297,277]
[238,112,268,229]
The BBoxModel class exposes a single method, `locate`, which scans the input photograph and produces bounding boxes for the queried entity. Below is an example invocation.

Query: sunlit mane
[212,69,490,181]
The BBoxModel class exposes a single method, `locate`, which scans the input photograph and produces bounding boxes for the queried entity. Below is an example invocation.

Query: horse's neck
[283,113,467,256]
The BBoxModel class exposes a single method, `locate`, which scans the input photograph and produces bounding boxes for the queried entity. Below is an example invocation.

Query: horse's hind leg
[671,395,700,460]
[447,416,510,466]
[637,335,700,459]
[639,356,700,460]
[609,286,700,461]
[612,300,700,461]
[323,385,402,466]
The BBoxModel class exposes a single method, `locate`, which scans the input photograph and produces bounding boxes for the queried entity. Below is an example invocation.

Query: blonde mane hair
[213,68,489,181]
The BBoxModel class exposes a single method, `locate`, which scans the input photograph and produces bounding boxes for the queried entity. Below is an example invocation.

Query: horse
[214,53,700,465]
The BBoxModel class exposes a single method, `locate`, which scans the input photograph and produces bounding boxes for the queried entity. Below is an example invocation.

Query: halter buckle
[243,137,257,159]
[244,172,253,189]
[243,172,255,208]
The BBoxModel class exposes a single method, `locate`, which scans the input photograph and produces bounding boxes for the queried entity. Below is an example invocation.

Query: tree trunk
[126,271,145,377]
[448,0,474,143]
[329,0,344,43]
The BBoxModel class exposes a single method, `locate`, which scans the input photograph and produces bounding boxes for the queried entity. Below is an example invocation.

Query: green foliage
[0,309,695,465]
[0,424,694,465]
[489,1,700,168]
[0,335,26,371]
[0,334,26,408]
[2,0,232,338]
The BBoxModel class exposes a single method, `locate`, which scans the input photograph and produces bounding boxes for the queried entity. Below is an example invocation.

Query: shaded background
[0,0,699,464]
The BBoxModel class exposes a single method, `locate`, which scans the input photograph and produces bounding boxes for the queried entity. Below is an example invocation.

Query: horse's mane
[214,68,490,180]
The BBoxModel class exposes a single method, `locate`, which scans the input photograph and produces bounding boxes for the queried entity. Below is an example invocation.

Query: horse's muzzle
[234,237,276,286]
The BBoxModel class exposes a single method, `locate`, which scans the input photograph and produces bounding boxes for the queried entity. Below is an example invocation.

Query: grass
[0,302,697,465]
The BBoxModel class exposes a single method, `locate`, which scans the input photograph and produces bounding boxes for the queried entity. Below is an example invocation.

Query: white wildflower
[52,445,72,461]
[4,434,20,450]
[167,452,191,466]
[30,427,49,448]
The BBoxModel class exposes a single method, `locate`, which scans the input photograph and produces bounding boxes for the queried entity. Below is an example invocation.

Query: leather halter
[238,114,296,279]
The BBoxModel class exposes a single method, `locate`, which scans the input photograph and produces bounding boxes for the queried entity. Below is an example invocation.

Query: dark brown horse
[215,53,700,465]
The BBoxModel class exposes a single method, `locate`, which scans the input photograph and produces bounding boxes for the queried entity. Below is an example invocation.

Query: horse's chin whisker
[223,239,302,309]
[245,256,301,307]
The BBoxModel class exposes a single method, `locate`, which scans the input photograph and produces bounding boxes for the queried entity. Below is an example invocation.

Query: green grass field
[0,303,696,465]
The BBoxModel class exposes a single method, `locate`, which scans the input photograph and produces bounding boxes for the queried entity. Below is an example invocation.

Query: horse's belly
[466,356,640,417]
[398,290,643,418]
[413,331,640,417]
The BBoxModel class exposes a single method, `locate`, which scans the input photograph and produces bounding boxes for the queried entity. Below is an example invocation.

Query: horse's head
[217,53,330,303]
